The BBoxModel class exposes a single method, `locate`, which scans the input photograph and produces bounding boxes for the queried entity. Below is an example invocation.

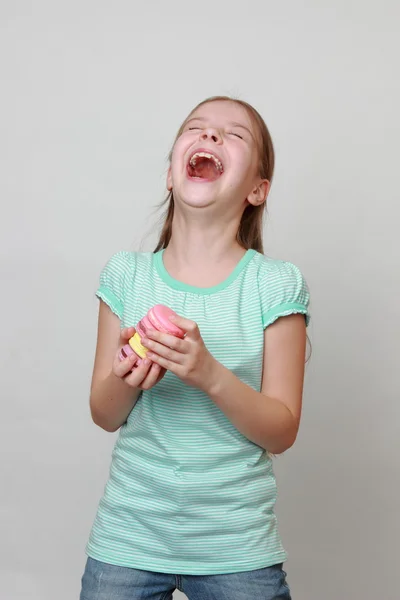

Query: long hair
[154,96,275,254]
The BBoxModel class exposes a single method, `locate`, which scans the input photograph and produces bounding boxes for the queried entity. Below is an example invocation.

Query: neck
[164,208,245,269]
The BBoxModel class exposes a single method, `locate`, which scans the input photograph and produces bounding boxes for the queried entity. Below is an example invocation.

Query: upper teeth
[189,152,223,172]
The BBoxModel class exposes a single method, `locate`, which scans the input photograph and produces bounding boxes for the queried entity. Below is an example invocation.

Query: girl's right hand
[112,327,166,391]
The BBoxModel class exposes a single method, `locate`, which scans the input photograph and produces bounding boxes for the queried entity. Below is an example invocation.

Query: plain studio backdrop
[1,1,399,599]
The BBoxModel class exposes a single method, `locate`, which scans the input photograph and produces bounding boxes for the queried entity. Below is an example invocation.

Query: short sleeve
[95,251,134,319]
[259,260,310,329]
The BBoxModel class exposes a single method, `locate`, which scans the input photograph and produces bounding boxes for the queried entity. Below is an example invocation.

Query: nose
[200,128,222,144]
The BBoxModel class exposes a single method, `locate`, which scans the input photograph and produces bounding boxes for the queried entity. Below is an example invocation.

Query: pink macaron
[118,305,185,368]
[119,343,138,363]
[136,314,153,338]
[147,305,185,338]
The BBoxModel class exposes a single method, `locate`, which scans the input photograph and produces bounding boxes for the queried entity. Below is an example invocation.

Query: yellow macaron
[128,332,148,359]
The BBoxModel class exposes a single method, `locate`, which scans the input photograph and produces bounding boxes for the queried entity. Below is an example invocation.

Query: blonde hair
[154,96,275,254]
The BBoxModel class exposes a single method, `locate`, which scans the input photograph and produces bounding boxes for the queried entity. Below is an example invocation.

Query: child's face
[167,101,269,214]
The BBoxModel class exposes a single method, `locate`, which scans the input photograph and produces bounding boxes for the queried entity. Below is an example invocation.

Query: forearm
[90,371,140,432]
[207,362,298,453]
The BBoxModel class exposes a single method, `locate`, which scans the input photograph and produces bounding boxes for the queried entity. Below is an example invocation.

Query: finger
[143,330,187,352]
[141,365,166,389]
[123,358,153,387]
[139,362,162,390]
[146,351,182,374]
[120,327,136,341]
[168,314,200,338]
[113,352,138,378]
[155,367,167,384]
[142,337,185,365]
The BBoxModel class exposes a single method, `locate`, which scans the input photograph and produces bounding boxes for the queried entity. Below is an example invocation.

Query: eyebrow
[186,117,254,138]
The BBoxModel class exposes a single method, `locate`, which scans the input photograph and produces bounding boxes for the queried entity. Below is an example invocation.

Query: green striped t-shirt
[86,248,310,574]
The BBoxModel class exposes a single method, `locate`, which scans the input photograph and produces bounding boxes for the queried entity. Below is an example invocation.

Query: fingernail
[144,358,151,366]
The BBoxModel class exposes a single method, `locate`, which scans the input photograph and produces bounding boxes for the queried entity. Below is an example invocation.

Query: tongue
[190,157,220,181]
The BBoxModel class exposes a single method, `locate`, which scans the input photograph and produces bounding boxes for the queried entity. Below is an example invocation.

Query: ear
[246,179,270,207]
[167,166,173,191]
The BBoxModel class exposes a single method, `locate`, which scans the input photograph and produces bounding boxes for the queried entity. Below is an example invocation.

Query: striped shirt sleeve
[259,260,310,329]
[96,251,134,319]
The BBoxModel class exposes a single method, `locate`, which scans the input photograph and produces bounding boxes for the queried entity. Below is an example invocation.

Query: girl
[81,96,310,600]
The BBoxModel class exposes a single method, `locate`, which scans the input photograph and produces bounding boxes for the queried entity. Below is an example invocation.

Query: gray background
[1,1,398,599]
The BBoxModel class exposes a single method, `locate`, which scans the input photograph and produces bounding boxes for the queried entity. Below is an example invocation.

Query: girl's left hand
[141,315,219,393]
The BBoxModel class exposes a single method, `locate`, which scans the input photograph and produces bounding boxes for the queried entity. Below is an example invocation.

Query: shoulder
[252,251,305,283]
[98,250,157,293]
[101,250,136,274]
[251,252,310,328]
[100,249,154,276]
[96,250,153,318]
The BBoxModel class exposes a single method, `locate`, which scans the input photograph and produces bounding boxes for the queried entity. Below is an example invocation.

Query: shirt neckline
[154,248,257,295]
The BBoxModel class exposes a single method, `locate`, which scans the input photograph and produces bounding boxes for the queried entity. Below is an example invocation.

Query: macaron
[119,343,138,363]
[147,305,185,338]
[128,331,148,359]
[118,305,185,367]
[136,314,153,339]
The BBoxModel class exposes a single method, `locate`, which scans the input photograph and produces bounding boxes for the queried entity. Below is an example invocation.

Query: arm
[89,301,141,432]
[90,301,165,432]
[143,313,307,454]
[206,314,307,453]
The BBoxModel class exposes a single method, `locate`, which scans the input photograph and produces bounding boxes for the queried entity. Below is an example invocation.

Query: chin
[175,184,220,209]
[179,195,216,209]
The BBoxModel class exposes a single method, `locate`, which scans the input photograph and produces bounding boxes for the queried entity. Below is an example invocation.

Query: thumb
[120,326,136,342]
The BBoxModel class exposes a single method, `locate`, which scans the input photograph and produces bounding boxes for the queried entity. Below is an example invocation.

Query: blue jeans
[80,557,291,600]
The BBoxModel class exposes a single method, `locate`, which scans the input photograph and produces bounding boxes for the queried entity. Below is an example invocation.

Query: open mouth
[187,151,224,182]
